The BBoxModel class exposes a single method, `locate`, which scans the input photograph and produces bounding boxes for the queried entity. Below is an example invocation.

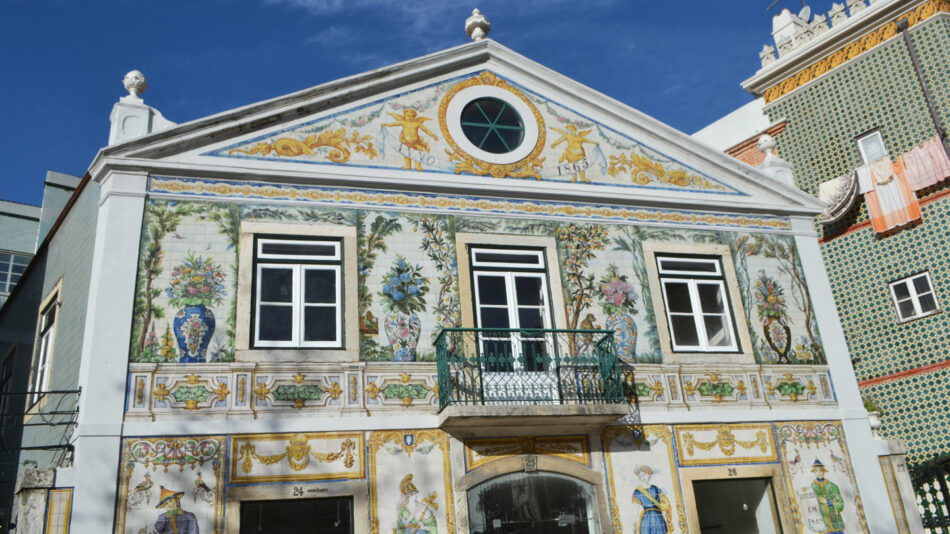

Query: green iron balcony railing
[435,328,625,411]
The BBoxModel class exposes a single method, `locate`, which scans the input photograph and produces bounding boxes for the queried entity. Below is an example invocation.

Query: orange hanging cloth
[864,158,921,234]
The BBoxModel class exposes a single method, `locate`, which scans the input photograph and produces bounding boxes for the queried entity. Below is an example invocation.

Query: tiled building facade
[743,0,950,468]
[726,0,950,528]
[5,21,923,534]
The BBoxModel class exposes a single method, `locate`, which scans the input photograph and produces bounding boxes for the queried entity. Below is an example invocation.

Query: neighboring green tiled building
[737,0,950,480]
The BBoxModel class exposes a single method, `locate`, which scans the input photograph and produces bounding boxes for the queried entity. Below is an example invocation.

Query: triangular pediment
[103,40,823,214]
[202,70,742,196]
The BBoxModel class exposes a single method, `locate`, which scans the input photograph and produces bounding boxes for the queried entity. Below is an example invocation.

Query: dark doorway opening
[239,496,352,534]
[467,471,601,533]
[693,477,782,534]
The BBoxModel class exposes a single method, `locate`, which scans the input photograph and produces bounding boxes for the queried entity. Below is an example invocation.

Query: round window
[460,97,525,154]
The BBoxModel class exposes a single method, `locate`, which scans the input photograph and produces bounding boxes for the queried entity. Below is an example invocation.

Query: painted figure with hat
[632,465,671,534]
[154,486,199,534]
[395,473,438,534]
[810,459,844,534]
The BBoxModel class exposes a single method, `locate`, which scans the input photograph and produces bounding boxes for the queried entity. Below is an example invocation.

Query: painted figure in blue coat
[154,486,199,534]
[632,465,671,534]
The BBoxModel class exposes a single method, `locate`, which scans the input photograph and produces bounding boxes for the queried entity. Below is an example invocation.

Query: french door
[471,248,557,402]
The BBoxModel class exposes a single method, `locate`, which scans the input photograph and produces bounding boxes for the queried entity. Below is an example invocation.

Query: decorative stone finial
[123,70,147,99]
[760,45,777,67]
[828,3,848,26]
[846,0,867,16]
[812,14,830,35]
[757,134,778,157]
[465,9,490,41]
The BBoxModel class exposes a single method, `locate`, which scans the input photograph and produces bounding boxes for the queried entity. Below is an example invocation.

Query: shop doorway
[467,471,602,533]
[239,496,352,534]
[693,477,783,534]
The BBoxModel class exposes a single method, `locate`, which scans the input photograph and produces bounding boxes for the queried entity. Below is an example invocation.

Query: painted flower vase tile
[173,306,216,363]
[599,264,638,362]
[754,271,792,364]
[385,312,423,362]
[166,253,226,363]
[380,255,429,362]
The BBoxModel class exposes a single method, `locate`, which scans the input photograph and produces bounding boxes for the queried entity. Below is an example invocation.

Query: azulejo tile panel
[463,435,590,472]
[129,194,816,372]
[115,435,226,534]
[602,425,689,534]
[204,71,743,195]
[673,424,777,466]
[367,430,455,534]
[229,432,364,484]
[775,421,868,533]
[126,362,440,419]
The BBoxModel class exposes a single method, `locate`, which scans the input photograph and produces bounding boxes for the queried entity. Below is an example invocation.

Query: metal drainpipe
[897,18,950,160]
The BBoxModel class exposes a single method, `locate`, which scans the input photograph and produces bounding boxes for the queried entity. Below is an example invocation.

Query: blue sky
[0,0,791,206]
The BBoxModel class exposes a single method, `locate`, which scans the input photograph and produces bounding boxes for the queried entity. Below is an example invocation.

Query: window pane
[859,134,887,162]
[897,300,917,320]
[474,251,540,265]
[697,283,725,313]
[659,258,718,273]
[0,253,9,264]
[13,255,29,265]
[891,281,910,300]
[913,275,932,294]
[481,340,514,372]
[11,264,25,275]
[670,315,700,347]
[520,340,547,372]
[517,308,544,330]
[303,306,336,342]
[479,307,510,329]
[703,315,733,347]
[260,241,337,257]
[42,305,56,331]
[304,269,336,303]
[258,305,293,341]
[919,294,938,313]
[260,267,293,303]
[514,276,543,306]
[664,282,693,313]
[477,276,508,305]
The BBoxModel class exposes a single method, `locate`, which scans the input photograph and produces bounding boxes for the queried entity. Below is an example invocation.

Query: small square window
[856,130,888,164]
[252,236,342,348]
[888,272,939,323]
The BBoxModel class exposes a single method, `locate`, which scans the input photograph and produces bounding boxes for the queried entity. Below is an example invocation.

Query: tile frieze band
[147,176,792,230]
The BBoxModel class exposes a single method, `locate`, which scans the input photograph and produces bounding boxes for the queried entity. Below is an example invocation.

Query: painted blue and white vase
[173,305,215,363]
[606,313,637,362]
[385,311,422,362]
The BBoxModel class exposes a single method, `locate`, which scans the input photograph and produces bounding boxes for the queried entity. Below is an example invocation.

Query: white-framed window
[856,130,888,164]
[252,236,342,348]
[657,255,739,353]
[470,247,552,372]
[30,297,57,405]
[0,251,30,294]
[889,271,939,322]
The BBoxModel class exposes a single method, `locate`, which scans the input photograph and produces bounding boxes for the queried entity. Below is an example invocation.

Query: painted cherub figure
[382,109,438,170]
[550,124,599,183]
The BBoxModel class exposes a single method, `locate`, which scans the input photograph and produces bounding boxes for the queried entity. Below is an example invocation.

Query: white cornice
[90,155,822,218]
[741,0,928,96]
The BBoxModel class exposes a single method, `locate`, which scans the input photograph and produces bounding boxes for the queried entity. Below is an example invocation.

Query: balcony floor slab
[437,403,630,437]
